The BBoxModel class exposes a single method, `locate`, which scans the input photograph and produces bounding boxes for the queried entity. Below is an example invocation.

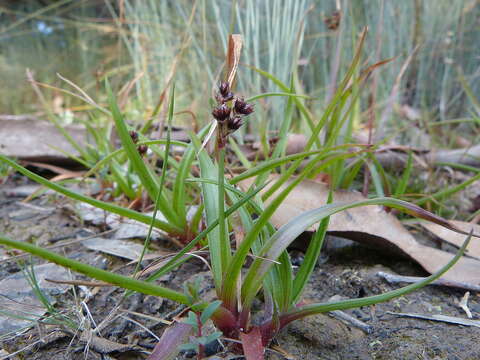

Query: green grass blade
[394,151,413,196]
[0,155,183,235]
[133,84,176,278]
[246,92,313,102]
[217,147,231,271]
[282,231,472,322]
[172,139,199,227]
[291,191,332,304]
[143,181,268,284]
[106,80,181,227]
[109,160,137,199]
[82,139,188,180]
[190,132,225,291]
[416,172,480,206]
[339,158,367,189]
[0,235,189,305]
[241,197,477,312]
[230,145,365,185]
[250,66,318,146]
[368,160,385,197]
[228,137,252,169]
[434,161,480,174]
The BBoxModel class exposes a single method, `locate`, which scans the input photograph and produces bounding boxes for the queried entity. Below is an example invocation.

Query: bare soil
[0,179,479,360]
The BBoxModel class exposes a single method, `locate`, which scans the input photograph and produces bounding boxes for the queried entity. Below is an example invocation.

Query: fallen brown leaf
[421,220,480,260]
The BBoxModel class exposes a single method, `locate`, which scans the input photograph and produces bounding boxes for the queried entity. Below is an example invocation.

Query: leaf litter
[421,220,480,260]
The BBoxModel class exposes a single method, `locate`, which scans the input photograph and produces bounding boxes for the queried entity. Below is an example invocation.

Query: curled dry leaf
[240,175,480,286]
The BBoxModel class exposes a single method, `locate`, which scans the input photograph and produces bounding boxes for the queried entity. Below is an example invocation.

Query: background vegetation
[2,0,479,133]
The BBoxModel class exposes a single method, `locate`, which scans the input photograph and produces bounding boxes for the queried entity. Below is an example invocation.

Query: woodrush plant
[0,35,477,359]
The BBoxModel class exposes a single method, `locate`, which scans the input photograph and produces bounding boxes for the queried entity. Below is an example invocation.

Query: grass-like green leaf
[106,80,181,227]
[246,92,313,102]
[143,180,268,285]
[291,191,332,304]
[241,197,477,312]
[394,151,413,196]
[82,139,188,180]
[0,155,184,235]
[133,84,176,278]
[190,132,224,291]
[416,172,480,206]
[281,231,472,324]
[0,235,190,306]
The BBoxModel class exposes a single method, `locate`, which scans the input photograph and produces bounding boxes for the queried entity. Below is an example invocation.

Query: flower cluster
[212,82,254,135]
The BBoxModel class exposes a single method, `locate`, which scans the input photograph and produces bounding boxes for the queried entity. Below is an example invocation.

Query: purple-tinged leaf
[148,321,193,360]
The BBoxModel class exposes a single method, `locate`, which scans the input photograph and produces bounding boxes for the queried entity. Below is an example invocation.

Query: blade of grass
[241,198,478,313]
[190,132,229,292]
[0,235,190,306]
[394,151,413,196]
[106,79,182,227]
[82,139,188,180]
[246,92,313,102]
[291,191,332,303]
[416,172,480,206]
[133,84,176,278]
[0,155,183,235]
[281,231,472,323]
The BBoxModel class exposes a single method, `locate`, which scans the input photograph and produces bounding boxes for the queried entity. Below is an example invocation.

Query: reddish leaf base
[240,327,265,360]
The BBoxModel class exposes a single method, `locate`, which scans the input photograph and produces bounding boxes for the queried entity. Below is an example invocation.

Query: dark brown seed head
[325,10,341,30]
[212,103,231,122]
[217,82,234,103]
[137,144,148,156]
[234,98,254,115]
[228,115,243,131]
[219,82,230,96]
[129,130,139,143]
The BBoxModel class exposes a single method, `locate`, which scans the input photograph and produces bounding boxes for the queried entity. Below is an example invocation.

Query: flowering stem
[217,146,231,283]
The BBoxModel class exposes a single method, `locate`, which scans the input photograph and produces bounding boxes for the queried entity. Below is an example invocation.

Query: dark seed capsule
[212,103,231,122]
[137,144,148,156]
[234,98,254,115]
[325,10,341,30]
[129,130,139,143]
[228,115,243,131]
[219,82,230,97]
